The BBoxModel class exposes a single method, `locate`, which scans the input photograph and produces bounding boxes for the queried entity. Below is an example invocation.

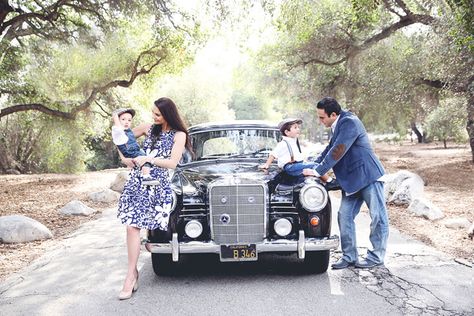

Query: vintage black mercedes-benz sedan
[145,121,339,274]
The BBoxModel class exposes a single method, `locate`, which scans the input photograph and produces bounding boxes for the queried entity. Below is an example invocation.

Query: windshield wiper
[225,149,271,159]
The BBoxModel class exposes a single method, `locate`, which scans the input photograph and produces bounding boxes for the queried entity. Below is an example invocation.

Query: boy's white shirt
[271,136,305,168]
[111,126,129,145]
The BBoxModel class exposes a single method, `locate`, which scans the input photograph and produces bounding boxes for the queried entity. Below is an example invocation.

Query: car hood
[176,159,279,190]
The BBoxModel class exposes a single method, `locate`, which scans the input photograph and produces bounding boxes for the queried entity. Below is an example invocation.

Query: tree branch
[0,103,75,119]
[358,14,435,51]
[298,56,347,67]
[415,78,468,93]
[295,1,436,68]
[0,47,165,120]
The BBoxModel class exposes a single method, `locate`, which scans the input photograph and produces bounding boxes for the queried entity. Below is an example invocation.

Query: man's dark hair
[316,97,342,117]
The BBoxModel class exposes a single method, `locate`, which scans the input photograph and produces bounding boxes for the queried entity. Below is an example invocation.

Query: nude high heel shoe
[118,274,138,300]
[133,273,139,292]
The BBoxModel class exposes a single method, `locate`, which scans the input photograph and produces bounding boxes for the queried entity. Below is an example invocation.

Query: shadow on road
[152,253,330,277]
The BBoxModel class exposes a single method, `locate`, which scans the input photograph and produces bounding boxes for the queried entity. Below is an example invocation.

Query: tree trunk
[411,122,423,143]
[443,139,447,149]
[467,89,474,163]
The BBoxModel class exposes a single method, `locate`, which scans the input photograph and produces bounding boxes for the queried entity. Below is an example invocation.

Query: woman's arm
[134,131,186,170]
[132,123,152,138]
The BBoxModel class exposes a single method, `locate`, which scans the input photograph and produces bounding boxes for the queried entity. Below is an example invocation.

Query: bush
[425,100,468,148]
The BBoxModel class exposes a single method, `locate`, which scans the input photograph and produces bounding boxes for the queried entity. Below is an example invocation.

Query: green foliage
[228,91,265,120]
[36,119,87,173]
[156,53,235,126]
[446,0,474,52]
[425,98,468,145]
[84,132,120,171]
[254,0,474,148]
[27,18,181,102]
[0,1,198,173]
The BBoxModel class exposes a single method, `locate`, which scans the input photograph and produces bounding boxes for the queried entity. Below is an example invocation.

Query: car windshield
[190,128,280,161]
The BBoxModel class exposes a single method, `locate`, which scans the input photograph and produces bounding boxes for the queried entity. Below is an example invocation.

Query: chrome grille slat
[209,180,266,244]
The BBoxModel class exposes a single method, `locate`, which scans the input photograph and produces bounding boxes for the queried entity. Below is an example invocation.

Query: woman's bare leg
[121,225,140,291]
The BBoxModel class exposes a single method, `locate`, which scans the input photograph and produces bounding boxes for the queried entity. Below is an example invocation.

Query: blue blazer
[314,110,385,195]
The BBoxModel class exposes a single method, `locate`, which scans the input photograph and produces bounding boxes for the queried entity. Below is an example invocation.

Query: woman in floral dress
[116,97,191,300]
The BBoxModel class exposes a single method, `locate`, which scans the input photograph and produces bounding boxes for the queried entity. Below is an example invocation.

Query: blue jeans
[283,162,316,177]
[338,181,389,264]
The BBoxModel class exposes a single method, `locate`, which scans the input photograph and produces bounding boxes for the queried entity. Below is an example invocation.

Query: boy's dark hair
[316,97,342,117]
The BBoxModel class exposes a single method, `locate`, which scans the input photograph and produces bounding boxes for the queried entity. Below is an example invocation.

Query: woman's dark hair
[151,97,192,153]
[316,97,342,117]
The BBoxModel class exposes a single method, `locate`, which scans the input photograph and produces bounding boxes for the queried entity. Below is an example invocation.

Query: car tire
[151,254,177,276]
[303,250,330,274]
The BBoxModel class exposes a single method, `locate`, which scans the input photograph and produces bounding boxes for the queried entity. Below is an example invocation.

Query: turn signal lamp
[310,216,320,226]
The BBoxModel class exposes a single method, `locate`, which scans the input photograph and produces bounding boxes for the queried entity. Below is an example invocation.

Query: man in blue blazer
[303,97,389,269]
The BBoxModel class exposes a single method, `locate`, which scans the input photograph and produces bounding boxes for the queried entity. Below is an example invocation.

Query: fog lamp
[274,218,292,237]
[185,220,203,238]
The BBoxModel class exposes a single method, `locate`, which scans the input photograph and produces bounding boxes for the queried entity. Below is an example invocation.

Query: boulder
[88,189,120,203]
[60,200,97,216]
[442,217,471,230]
[384,170,424,206]
[110,171,129,193]
[408,197,444,221]
[0,215,53,243]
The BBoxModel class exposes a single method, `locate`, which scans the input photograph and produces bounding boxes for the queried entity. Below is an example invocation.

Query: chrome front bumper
[145,230,339,262]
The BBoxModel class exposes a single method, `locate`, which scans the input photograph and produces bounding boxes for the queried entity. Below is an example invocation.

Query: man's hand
[302,168,316,176]
[258,164,269,169]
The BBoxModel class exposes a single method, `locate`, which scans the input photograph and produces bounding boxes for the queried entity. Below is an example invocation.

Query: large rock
[408,197,444,221]
[384,170,424,206]
[60,200,97,216]
[110,171,129,193]
[0,215,53,243]
[88,189,120,203]
[442,217,472,230]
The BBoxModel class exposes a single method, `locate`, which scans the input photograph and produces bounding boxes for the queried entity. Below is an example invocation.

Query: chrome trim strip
[172,233,179,262]
[297,230,305,259]
[145,235,339,256]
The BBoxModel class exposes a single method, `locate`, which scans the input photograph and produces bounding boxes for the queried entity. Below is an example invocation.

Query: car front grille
[209,180,266,244]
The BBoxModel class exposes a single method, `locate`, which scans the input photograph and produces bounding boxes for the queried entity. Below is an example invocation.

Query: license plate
[220,244,257,262]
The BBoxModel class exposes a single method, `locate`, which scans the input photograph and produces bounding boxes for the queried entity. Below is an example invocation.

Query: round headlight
[185,220,203,238]
[274,218,292,237]
[299,183,328,212]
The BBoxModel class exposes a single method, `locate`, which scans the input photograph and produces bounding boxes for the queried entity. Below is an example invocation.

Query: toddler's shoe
[142,174,153,181]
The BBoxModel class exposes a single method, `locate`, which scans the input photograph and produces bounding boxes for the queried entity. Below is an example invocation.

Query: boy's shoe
[325,178,341,191]
[142,179,161,186]
[142,174,153,181]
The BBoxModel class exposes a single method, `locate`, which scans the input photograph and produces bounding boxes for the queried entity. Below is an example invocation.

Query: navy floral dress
[117,128,176,231]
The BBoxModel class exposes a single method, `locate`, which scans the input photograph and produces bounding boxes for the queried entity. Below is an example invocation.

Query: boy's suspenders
[282,139,302,163]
